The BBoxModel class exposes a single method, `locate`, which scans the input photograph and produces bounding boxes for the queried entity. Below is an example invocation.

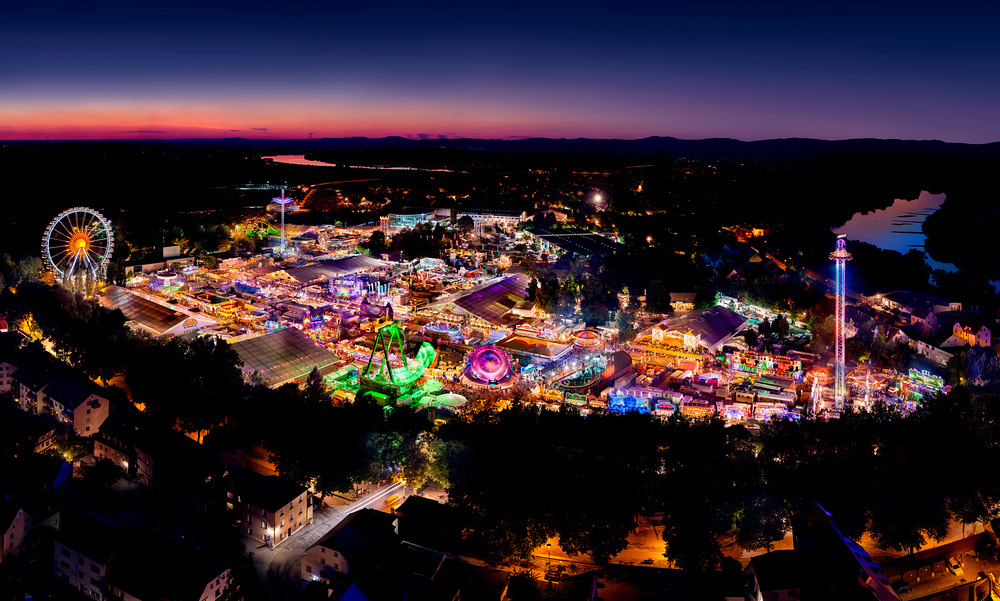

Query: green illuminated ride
[359,321,436,402]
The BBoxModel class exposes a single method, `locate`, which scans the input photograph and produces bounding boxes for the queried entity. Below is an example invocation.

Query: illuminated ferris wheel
[41,207,115,283]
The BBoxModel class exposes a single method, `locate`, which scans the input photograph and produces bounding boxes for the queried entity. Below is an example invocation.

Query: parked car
[947,556,964,576]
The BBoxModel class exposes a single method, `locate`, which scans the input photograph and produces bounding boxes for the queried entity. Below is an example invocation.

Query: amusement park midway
[9,192,982,601]
[40,203,948,427]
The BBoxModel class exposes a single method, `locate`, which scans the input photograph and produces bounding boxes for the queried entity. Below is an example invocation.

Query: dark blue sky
[3,0,998,141]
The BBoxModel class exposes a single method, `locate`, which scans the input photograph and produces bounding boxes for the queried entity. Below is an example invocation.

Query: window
[280,519,284,527]
[226,502,234,510]
[261,521,266,529]
[91,563,100,573]
[262,510,267,518]
[60,547,70,558]
[87,409,91,414]
[247,527,252,535]
[85,426,90,432]
[61,561,70,570]
[334,564,339,570]
[320,558,325,565]
[321,547,324,553]
[306,565,312,573]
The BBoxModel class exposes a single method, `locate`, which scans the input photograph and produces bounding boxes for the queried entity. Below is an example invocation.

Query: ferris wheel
[41,207,115,283]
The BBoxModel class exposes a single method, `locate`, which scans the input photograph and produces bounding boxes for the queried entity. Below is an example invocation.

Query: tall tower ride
[830,235,852,408]
[272,188,294,255]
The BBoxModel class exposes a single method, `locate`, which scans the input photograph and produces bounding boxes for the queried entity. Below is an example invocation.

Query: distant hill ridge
[31,136,1000,161]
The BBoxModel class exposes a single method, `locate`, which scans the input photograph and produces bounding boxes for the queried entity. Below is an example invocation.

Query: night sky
[3,1,998,142]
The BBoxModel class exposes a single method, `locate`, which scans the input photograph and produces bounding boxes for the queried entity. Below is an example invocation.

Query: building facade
[230,473,312,547]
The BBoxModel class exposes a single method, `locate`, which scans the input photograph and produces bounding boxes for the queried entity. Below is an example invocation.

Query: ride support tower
[273,188,293,254]
[830,235,852,408]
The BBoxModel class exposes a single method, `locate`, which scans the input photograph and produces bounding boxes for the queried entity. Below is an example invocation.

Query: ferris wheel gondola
[41,207,114,284]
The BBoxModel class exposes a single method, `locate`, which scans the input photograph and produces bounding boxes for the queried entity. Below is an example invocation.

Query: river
[262,154,336,167]
[833,190,956,273]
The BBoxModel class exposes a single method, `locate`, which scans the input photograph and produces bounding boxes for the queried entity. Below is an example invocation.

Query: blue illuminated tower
[830,235,852,408]
[273,188,293,254]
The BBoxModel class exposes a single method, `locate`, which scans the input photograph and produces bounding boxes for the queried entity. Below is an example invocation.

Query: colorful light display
[830,236,852,407]
[608,394,650,414]
[464,344,514,385]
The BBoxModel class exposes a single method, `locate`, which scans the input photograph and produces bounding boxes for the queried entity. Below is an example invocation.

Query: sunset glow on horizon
[4,1,1000,143]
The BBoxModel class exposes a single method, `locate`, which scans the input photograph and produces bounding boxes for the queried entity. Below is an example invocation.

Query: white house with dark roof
[0,501,30,563]
[302,509,398,583]
[44,377,111,437]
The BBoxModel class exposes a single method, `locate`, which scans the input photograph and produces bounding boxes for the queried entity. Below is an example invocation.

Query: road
[246,481,404,600]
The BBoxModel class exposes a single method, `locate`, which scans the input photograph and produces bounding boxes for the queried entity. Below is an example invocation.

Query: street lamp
[547,543,551,572]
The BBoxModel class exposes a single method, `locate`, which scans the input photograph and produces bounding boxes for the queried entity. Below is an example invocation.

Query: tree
[773,314,790,340]
[203,255,218,270]
[758,317,772,339]
[743,328,759,348]
[735,491,791,553]
[84,458,125,488]
[361,230,387,255]
[305,367,326,402]
[615,310,637,343]
[456,215,475,234]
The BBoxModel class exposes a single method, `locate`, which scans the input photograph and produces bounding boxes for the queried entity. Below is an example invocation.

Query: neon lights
[464,344,514,385]
[830,236,852,408]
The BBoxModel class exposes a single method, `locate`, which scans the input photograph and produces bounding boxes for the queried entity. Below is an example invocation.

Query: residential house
[369,542,508,601]
[746,549,803,601]
[0,358,18,395]
[0,501,31,563]
[105,532,233,601]
[93,414,141,475]
[910,306,938,328]
[900,324,954,367]
[393,495,468,553]
[135,427,210,490]
[302,509,398,582]
[951,318,992,348]
[12,366,112,437]
[872,291,961,319]
[1,453,72,499]
[12,363,57,416]
[230,470,312,547]
[54,512,124,601]
[43,377,111,437]
[669,292,696,312]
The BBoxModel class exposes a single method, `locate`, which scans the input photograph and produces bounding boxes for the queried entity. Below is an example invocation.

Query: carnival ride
[463,344,515,386]
[359,321,436,401]
[830,235,852,408]
[556,354,606,392]
[267,188,298,254]
[42,207,115,287]
[572,329,603,348]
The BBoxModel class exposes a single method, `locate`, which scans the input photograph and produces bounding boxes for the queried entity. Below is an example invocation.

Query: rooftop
[229,327,338,387]
[658,305,750,349]
[282,254,387,283]
[99,285,191,335]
